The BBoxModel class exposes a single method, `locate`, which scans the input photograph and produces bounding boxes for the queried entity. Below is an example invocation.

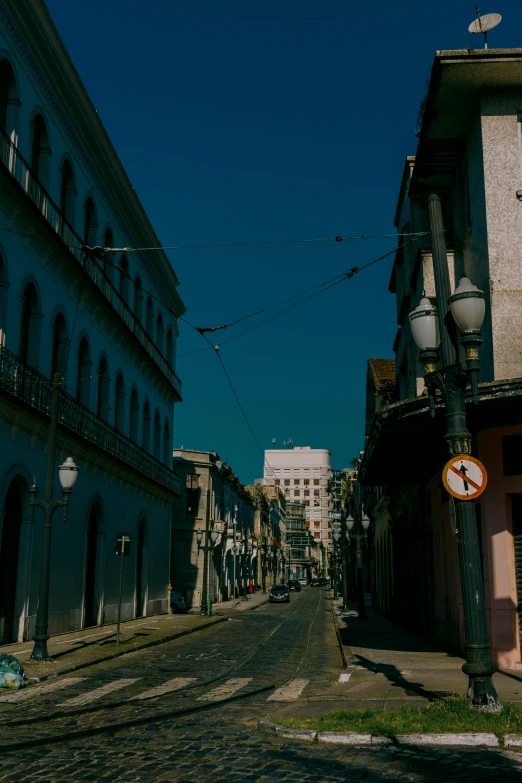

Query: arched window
[96,356,110,422]
[84,197,97,247]
[102,227,114,280]
[31,113,50,186]
[119,254,130,304]
[156,312,164,354]
[142,401,151,452]
[130,388,139,443]
[0,58,18,137]
[153,411,161,460]
[59,159,76,229]
[77,337,91,407]
[166,328,174,366]
[20,282,41,368]
[163,419,171,465]
[51,312,68,379]
[0,253,8,347]
[146,297,154,336]
[134,276,143,323]
[114,373,125,432]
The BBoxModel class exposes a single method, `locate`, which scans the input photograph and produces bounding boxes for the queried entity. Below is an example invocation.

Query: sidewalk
[0,612,225,683]
[211,590,270,614]
[333,600,522,708]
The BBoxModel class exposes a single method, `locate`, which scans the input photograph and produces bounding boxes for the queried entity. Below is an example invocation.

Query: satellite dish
[468,8,502,48]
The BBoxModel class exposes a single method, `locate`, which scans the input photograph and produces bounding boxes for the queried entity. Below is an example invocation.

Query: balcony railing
[0,346,180,495]
[0,129,182,400]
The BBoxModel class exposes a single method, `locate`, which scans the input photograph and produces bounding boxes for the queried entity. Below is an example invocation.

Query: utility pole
[200,482,211,616]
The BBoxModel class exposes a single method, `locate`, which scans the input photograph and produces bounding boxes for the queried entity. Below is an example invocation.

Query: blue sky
[45,0,521,482]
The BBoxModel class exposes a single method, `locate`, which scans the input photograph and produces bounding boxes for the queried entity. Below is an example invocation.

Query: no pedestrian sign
[442,456,488,501]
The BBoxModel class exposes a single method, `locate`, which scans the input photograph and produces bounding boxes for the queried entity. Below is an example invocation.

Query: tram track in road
[0,588,325,754]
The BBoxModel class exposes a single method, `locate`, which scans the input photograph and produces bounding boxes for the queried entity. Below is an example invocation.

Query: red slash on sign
[442,455,488,501]
[449,465,481,492]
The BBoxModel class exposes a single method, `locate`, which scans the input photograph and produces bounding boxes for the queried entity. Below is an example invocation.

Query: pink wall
[479,425,522,670]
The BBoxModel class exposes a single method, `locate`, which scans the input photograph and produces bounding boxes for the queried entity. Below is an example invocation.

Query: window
[283,468,290,475]
[314,521,320,527]
[294,490,300,497]
[503,435,522,476]
[274,468,280,475]
[304,479,309,486]
[314,532,320,539]
[314,489,320,496]
[120,255,130,304]
[96,356,110,422]
[20,282,41,368]
[303,468,310,474]
[60,159,75,229]
[114,374,125,433]
[314,501,320,507]
[84,197,97,247]
[314,510,320,518]
[314,479,320,486]
[275,479,280,485]
[284,479,290,486]
[31,113,50,185]
[130,388,139,442]
[313,468,320,475]
[294,479,300,485]
[304,490,310,497]
[294,468,300,475]
[304,500,309,506]
[186,473,199,517]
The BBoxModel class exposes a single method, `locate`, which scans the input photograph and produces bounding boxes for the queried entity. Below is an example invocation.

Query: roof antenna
[468,7,502,49]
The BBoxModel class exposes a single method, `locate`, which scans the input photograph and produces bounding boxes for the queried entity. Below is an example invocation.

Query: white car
[170,591,186,613]
[298,577,308,587]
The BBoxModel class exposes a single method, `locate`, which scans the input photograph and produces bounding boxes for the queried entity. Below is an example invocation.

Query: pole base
[466,675,502,712]
[29,638,53,662]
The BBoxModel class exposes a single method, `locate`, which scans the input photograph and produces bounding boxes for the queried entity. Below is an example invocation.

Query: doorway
[0,478,23,642]
[84,503,103,627]
[135,520,148,618]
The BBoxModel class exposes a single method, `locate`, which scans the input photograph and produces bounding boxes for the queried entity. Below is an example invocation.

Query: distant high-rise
[264,447,331,544]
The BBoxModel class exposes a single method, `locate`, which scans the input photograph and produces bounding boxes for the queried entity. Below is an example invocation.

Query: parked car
[310,578,322,587]
[298,577,308,587]
[287,579,301,592]
[320,578,329,586]
[170,591,186,613]
[269,584,290,603]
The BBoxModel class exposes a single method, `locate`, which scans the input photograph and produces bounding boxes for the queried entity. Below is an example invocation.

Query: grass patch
[276,698,522,740]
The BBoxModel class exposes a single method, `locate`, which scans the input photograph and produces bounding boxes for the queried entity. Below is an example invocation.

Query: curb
[329,598,348,670]
[24,616,226,685]
[259,719,508,747]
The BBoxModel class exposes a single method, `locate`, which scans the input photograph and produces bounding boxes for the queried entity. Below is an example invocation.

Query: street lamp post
[346,510,370,620]
[29,373,79,662]
[232,504,238,602]
[240,529,252,600]
[196,526,219,616]
[260,539,268,593]
[333,515,350,611]
[407,193,501,711]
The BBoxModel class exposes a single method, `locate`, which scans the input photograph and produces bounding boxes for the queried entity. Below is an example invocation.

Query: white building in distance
[263,447,331,545]
[0,0,185,643]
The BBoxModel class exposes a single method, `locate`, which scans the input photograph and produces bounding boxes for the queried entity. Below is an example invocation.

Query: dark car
[320,578,329,586]
[287,580,301,592]
[310,578,322,587]
[269,584,290,603]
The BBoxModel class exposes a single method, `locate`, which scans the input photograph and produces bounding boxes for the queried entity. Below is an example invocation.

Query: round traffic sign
[442,456,488,501]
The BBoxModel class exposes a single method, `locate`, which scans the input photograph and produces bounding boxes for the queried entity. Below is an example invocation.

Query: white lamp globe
[333,531,341,542]
[58,457,79,490]
[361,513,371,531]
[346,515,355,531]
[195,529,203,545]
[408,297,440,351]
[449,277,486,332]
[210,529,219,544]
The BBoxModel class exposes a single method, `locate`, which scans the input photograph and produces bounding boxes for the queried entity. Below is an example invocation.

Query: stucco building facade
[361,48,522,669]
[0,1,185,643]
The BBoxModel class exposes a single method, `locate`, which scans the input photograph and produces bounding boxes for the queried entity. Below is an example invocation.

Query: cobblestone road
[0,588,520,782]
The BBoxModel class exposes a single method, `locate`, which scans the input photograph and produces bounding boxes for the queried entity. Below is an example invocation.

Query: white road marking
[267,679,309,702]
[197,678,252,702]
[339,671,352,683]
[60,678,140,707]
[129,677,197,700]
[0,677,86,703]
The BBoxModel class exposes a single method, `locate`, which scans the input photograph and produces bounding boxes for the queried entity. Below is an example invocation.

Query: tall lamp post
[346,510,370,620]
[232,504,239,603]
[196,527,219,616]
[407,193,501,711]
[240,529,253,600]
[29,372,79,662]
[260,539,268,593]
[333,512,350,611]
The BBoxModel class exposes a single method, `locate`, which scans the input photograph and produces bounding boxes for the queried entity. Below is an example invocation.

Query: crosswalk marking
[60,678,141,707]
[129,677,197,701]
[267,679,309,702]
[197,677,252,702]
[0,677,86,704]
